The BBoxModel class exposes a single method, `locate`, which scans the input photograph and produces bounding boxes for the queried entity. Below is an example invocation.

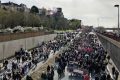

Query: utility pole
[114,5,119,36]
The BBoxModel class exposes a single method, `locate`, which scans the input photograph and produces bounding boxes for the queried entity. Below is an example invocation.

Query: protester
[0,31,116,80]
[0,33,67,80]
[41,71,47,80]
[26,75,33,80]
[53,31,113,80]
[112,66,115,75]
[115,70,119,80]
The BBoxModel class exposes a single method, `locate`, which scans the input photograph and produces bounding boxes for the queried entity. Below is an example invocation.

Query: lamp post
[97,18,100,27]
[114,5,119,35]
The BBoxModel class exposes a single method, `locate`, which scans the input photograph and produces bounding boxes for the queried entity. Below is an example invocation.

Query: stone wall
[0,34,57,60]
[97,33,120,71]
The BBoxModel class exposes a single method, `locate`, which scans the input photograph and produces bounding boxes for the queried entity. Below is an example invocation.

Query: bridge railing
[96,32,120,42]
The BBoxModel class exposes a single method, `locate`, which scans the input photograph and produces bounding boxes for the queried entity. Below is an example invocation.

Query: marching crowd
[41,31,119,80]
[0,31,119,80]
[1,34,68,80]
[55,32,110,80]
[54,32,112,80]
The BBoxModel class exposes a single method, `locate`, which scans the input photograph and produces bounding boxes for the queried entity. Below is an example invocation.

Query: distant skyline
[1,0,120,28]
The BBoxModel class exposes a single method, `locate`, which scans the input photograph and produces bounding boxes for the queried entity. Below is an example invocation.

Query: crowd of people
[0,30,119,80]
[40,33,72,80]
[0,34,68,80]
[48,31,118,80]
[41,65,55,80]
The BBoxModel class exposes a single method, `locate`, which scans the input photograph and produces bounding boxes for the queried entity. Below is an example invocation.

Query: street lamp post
[114,5,119,35]
[97,18,100,27]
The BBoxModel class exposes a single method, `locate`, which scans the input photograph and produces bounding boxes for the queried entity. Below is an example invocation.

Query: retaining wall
[0,34,57,60]
[97,33,120,71]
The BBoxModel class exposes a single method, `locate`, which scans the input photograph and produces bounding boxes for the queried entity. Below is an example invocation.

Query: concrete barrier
[0,34,57,60]
[97,33,120,71]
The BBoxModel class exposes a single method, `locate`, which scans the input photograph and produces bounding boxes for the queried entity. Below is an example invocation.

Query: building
[52,7,64,18]
[38,8,46,15]
[57,8,62,13]
[56,8,64,18]
[0,1,29,12]
[38,8,54,17]
[46,9,54,16]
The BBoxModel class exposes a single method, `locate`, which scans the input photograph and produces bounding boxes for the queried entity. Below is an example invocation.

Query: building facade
[0,1,29,13]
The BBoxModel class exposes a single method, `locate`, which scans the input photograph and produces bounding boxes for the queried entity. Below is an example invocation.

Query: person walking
[106,74,112,80]
[83,74,90,80]
[57,65,62,78]
[47,65,50,72]
[112,66,115,76]
[51,66,54,80]
[26,75,33,80]
[41,71,47,80]
[115,70,119,80]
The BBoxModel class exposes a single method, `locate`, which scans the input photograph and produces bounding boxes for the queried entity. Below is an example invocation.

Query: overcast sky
[1,0,120,28]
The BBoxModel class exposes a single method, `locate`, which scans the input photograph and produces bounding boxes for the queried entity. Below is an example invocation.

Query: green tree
[30,6,39,14]
[69,19,81,30]
[55,18,68,30]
